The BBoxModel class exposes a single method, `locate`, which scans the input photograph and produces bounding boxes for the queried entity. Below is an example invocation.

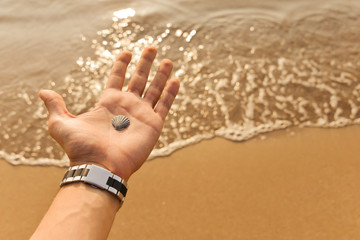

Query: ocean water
[0,0,360,166]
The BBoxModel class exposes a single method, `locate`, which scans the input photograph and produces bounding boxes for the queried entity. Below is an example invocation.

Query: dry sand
[1,126,360,239]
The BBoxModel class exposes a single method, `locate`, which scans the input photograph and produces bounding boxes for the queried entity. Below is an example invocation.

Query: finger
[39,90,71,120]
[106,51,132,90]
[127,46,157,96]
[144,59,173,107]
[155,78,180,120]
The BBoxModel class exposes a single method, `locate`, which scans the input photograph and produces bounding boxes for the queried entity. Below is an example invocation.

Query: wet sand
[1,126,360,239]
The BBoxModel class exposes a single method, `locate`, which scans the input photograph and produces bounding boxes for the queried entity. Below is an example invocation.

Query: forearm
[30,183,120,240]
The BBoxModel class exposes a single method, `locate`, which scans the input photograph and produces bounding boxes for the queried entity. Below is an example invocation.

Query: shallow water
[1,0,360,166]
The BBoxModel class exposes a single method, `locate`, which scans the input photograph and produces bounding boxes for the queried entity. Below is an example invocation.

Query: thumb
[39,89,69,120]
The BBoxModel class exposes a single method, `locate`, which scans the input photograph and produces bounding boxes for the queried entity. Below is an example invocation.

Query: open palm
[40,47,180,181]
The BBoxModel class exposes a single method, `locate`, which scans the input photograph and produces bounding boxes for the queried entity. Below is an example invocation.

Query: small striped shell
[112,115,130,131]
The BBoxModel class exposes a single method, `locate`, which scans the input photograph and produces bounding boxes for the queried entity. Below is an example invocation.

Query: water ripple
[1,2,360,166]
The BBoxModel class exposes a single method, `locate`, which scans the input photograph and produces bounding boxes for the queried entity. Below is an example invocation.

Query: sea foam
[1,3,360,166]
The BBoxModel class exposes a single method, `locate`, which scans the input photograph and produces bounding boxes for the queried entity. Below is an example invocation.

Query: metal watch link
[60,164,128,203]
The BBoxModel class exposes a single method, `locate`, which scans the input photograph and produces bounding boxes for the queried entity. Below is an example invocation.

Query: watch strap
[60,164,128,202]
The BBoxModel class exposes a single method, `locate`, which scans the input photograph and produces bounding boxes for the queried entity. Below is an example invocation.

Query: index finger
[106,51,132,90]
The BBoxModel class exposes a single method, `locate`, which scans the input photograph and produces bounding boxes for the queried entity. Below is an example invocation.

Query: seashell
[112,115,130,131]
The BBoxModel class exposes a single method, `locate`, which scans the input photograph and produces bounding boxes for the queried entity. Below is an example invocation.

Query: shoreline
[1,126,360,239]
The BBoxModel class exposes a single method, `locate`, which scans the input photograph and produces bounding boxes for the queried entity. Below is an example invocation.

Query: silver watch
[60,164,128,202]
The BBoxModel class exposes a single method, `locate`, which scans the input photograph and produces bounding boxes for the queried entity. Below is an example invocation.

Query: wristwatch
[60,164,128,203]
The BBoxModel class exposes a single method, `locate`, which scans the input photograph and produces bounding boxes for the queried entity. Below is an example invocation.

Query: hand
[39,47,180,181]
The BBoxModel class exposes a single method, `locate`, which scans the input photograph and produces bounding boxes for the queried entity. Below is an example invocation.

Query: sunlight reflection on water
[1,1,360,166]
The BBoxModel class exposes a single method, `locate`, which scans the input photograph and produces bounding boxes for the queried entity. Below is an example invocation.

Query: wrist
[61,164,129,205]
[69,160,131,182]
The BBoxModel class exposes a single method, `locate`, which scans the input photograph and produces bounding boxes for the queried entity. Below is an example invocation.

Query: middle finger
[127,46,157,96]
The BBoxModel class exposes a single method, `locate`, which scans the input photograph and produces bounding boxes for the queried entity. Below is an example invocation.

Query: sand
[1,126,360,239]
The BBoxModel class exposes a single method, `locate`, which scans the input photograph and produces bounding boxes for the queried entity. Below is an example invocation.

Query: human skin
[30,47,180,240]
